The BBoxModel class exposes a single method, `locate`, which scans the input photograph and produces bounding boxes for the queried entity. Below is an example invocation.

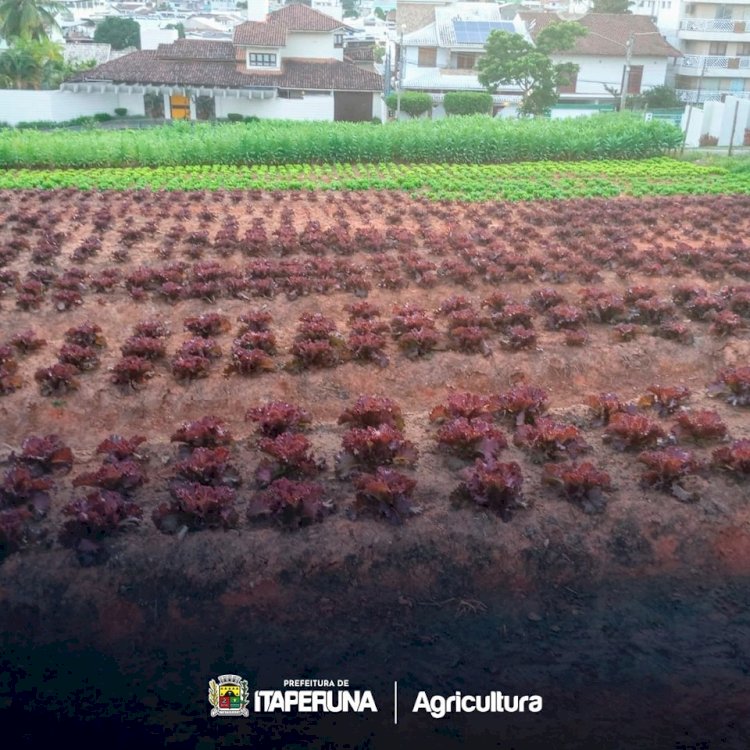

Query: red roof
[67,48,383,91]
[233,3,347,47]
[520,12,681,57]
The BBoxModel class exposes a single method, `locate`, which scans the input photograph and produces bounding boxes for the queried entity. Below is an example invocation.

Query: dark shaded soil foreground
[1,525,749,750]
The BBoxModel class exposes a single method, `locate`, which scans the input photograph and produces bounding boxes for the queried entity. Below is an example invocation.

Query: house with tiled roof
[519,12,681,107]
[61,2,384,122]
[396,2,680,117]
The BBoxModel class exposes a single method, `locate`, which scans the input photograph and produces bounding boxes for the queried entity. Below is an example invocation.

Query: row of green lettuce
[0,158,745,201]
[0,115,683,168]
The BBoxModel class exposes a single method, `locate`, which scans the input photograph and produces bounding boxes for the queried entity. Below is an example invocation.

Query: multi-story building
[674,1,750,102]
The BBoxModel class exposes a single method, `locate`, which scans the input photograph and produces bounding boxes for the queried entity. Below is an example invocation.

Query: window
[558,70,577,94]
[418,47,437,67]
[737,43,750,57]
[626,65,643,94]
[279,89,304,99]
[709,42,727,56]
[248,52,277,68]
[334,33,344,48]
[715,4,732,20]
[455,53,478,70]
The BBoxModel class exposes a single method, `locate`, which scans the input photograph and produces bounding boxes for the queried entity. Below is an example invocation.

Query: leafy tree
[0,0,64,42]
[374,7,386,20]
[343,0,359,19]
[591,0,632,12]
[373,44,385,63]
[477,21,587,117]
[93,17,141,50]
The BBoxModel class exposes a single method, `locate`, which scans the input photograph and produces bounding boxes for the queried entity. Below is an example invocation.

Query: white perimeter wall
[214,93,335,120]
[0,90,146,125]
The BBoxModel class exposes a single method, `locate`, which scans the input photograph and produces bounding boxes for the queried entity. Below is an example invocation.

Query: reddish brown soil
[0,190,748,615]
[2,190,750,748]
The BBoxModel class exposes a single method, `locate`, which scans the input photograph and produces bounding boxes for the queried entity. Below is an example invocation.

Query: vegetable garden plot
[0,187,749,575]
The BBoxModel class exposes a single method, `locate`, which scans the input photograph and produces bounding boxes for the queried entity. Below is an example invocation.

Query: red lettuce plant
[153,484,238,533]
[671,410,728,443]
[639,385,691,416]
[64,323,105,349]
[514,417,591,461]
[496,384,548,426]
[59,490,142,564]
[452,458,525,522]
[586,392,629,426]
[338,396,404,430]
[96,435,147,462]
[1,466,52,516]
[0,507,32,560]
[171,416,233,448]
[111,356,156,388]
[256,433,326,486]
[246,402,311,437]
[708,367,750,406]
[354,468,418,524]
[8,329,46,354]
[436,418,507,460]
[335,425,418,479]
[173,446,240,487]
[603,413,667,451]
[247,479,333,528]
[35,363,79,396]
[713,439,750,476]
[429,392,498,423]
[121,336,167,360]
[638,447,703,500]
[184,313,231,338]
[73,460,146,494]
[17,434,74,474]
[542,461,611,513]
[57,344,100,371]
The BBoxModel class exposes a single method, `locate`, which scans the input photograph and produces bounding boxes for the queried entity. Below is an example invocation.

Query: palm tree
[0,0,66,43]
[0,38,61,88]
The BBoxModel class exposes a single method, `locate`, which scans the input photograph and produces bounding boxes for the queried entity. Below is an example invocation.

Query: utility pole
[620,32,634,113]
[395,25,405,120]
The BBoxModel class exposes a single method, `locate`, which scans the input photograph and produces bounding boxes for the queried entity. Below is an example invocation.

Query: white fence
[681,95,750,147]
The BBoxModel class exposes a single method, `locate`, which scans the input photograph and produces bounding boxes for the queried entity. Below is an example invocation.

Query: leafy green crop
[0,114,682,169]
[1,158,744,202]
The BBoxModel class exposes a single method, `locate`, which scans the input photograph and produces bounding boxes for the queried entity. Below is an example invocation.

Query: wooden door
[170,95,190,120]
[334,92,372,122]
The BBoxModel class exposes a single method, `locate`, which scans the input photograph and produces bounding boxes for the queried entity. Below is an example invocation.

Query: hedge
[443,92,493,116]
[384,91,433,118]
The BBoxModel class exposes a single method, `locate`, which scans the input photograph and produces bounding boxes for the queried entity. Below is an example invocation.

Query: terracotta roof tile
[233,20,287,47]
[67,49,383,91]
[520,12,682,57]
[156,39,236,60]
[270,3,347,32]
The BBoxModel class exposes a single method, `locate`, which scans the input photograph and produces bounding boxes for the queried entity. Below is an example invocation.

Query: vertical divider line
[394,681,398,725]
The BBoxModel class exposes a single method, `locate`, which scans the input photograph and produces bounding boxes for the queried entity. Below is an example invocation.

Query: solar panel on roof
[452,20,514,45]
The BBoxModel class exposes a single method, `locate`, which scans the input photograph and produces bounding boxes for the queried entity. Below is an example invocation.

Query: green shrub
[93,113,114,122]
[444,92,493,116]
[114,107,128,117]
[385,91,433,118]
[244,115,260,123]
[227,113,245,122]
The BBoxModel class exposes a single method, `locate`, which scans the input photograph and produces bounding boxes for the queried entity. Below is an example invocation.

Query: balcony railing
[679,54,750,69]
[676,88,750,102]
[679,18,747,33]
